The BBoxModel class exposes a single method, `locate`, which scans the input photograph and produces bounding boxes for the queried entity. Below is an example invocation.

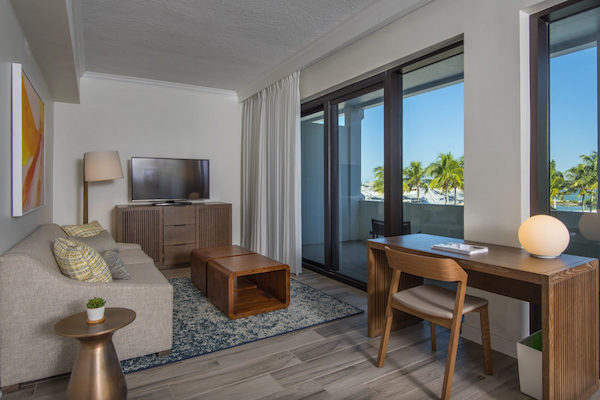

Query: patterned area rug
[120,277,363,373]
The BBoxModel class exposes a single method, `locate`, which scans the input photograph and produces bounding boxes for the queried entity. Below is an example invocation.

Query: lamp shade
[84,151,124,182]
[518,215,570,258]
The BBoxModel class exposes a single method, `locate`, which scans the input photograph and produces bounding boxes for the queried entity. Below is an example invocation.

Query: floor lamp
[83,151,124,224]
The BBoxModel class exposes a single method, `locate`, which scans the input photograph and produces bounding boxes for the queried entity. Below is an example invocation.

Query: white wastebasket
[516,330,542,400]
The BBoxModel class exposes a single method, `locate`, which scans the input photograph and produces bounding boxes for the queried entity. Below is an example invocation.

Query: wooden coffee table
[191,246,290,319]
[54,308,136,400]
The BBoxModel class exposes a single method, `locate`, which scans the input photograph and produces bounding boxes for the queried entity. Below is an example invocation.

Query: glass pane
[402,53,465,239]
[548,6,599,258]
[337,89,384,283]
[301,111,325,266]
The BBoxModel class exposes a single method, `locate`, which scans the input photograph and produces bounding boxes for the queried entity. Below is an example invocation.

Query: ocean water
[553,193,597,212]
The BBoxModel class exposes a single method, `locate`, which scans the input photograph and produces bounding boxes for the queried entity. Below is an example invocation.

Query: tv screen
[131,157,209,202]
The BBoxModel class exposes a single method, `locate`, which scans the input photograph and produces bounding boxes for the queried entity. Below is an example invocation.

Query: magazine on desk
[431,242,489,255]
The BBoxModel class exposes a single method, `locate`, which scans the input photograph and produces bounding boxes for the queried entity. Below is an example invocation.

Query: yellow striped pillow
[61,220,104,238]
[53,238,113,282]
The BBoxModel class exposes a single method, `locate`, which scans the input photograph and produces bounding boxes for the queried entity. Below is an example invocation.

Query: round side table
[54,308,136,400]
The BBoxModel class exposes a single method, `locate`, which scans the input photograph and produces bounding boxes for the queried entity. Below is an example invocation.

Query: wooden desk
[367,234,599,400]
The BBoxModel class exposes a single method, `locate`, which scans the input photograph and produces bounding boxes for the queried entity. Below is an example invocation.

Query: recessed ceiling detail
[81,0,378,92]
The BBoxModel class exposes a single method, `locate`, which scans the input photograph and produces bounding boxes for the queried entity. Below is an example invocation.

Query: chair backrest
[401,221,411,235]
[384,246,467,284]
[371,219,385,237]
[371,220,413,237]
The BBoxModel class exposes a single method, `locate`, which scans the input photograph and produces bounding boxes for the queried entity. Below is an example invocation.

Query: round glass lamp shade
[518,215,570,258]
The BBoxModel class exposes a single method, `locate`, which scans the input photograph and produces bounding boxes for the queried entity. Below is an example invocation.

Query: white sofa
[0,224,173,389]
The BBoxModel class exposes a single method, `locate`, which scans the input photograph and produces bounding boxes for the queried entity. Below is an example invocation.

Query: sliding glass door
[301,111,325,267]
[336,89,384,282]
[301,87,384,286]
[301,42,464,289]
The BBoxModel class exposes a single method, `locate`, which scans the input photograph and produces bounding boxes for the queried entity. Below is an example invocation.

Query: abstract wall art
[12,63,45,217]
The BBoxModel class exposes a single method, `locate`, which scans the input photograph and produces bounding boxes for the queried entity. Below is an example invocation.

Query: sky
[360,83,465,183]
[359,45,597,184]
[550,46,598,173]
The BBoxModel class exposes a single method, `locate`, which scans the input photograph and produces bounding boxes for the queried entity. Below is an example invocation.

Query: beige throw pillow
[61,220,104,238]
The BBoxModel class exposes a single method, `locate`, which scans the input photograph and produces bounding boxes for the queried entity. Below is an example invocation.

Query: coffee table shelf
[233,286,287,317]
[192,246,290,319]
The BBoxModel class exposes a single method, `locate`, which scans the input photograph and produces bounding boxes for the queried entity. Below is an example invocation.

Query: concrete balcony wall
[357,200,464,240]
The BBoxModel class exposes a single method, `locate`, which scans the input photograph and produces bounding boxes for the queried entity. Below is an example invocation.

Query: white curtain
[241,71,302,274]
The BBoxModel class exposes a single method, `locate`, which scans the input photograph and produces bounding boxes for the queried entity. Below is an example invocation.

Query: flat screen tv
[131,157,209,203]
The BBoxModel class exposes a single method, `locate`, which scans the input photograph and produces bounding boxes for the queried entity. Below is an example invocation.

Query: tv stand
[116,202,232,269]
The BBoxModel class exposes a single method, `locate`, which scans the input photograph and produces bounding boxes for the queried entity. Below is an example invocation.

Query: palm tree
[426,152,462,205]
[549,160,565,210]
[566,153,597,212]
[372,165,409,197]
[450,156,464,205]
[373,166,384,195]
[581,151,598,211]
[403,161,427,203]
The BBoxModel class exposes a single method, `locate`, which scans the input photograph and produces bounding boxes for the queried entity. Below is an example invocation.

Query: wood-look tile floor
[4,268,599,400]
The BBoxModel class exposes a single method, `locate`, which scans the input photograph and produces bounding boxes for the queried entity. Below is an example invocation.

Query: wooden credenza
[116,202,232,269]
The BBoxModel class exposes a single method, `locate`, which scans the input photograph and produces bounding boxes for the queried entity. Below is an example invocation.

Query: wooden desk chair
[376,247,493,400]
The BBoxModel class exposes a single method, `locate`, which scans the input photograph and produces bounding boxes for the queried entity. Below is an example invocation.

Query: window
[532,0,600,259]
[402,53,465,238]
[301,42,464,288]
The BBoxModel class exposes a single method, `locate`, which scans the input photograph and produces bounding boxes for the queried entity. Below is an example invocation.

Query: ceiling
[81,0,377,92]
[10,0,432,103]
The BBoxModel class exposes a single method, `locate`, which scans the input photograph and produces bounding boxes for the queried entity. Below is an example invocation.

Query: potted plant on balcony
[86,297,106,324]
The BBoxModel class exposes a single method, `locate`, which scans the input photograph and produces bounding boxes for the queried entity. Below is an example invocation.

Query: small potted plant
[86,297,106,324]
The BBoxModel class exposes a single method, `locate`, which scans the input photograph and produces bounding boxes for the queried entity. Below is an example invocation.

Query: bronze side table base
[54,308,136,400]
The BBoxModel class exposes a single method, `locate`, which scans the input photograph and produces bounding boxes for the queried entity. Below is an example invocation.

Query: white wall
[300,0,558,356]
[54,76,243,244]
[0,1,54,255]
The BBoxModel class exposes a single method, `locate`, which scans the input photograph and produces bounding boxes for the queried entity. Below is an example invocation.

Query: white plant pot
[86,305,105,322]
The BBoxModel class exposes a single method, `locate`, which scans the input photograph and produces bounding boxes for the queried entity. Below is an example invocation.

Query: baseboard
[461,324,517,358]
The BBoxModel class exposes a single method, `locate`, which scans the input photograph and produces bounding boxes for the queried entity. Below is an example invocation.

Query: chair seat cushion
[392,284,487,320]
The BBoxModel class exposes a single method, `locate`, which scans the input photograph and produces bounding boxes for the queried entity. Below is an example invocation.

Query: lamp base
[531,254,559,259]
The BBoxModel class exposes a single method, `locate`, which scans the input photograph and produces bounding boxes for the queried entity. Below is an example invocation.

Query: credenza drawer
[164,244,196,266]
[164,224,195,245]
[163,205,196,226]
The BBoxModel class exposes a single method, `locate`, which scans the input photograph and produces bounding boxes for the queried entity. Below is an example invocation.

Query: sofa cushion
[118,248,155,265]
[101,250,130,280]
[69,230,119,253]
[61,220,104,238]
[53,238,113,282]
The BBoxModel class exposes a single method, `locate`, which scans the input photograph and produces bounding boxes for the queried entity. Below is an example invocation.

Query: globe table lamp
[518,215,570,258]
[83,151,124,224]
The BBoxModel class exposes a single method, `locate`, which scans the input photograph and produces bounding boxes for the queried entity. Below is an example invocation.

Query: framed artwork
[12,63,45,217]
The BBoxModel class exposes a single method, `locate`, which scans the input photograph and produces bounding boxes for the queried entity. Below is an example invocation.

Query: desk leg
[67,332,127,400]
[367,245,423,337]
[542,260,599,400]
